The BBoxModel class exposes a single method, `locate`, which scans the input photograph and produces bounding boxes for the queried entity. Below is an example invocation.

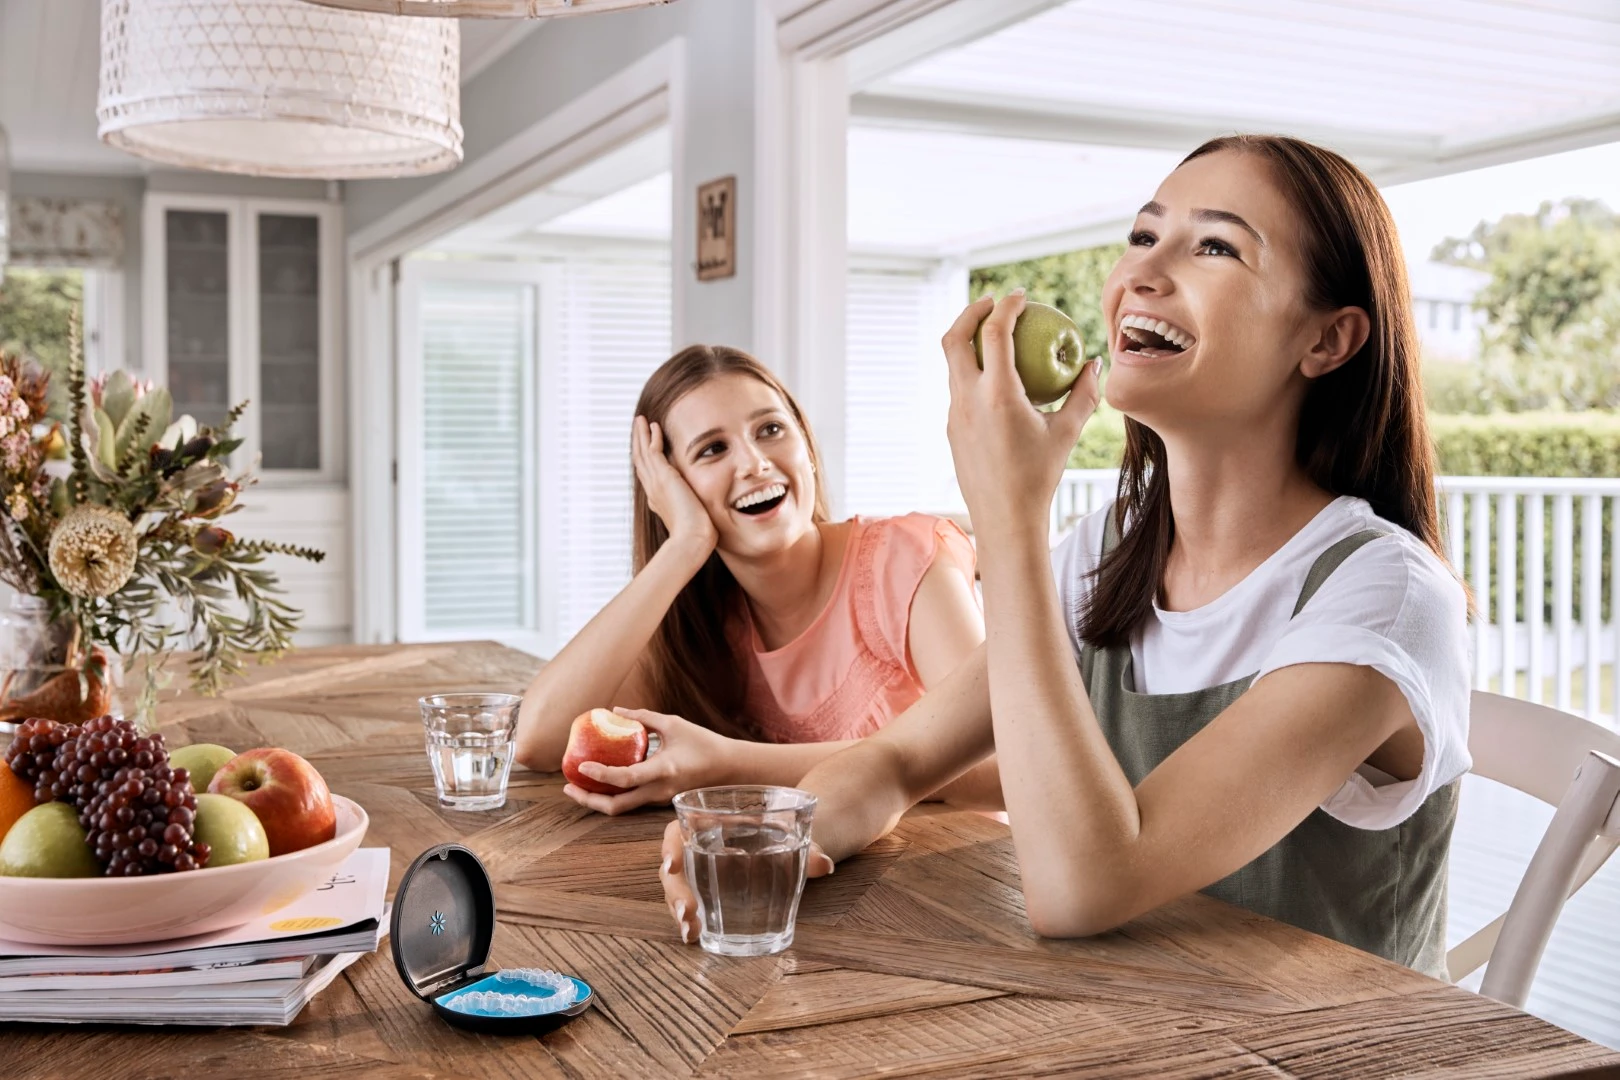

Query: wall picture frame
[695,175,736,281]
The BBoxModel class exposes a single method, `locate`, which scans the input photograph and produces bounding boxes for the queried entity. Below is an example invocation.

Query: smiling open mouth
[1119,314,1195,357]
[733,484,787,516]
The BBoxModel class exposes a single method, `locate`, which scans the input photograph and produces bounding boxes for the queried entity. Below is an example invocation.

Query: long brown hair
[633,345,831,735]
[1078,134,1447,647]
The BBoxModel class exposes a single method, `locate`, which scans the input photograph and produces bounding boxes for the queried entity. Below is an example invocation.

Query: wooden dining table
[7,640,1620,1078]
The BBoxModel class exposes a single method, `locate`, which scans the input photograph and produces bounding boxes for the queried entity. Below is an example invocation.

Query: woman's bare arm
[798,644,996,860]
[976,523,1414,936]
[513,537,709,771]
[568,554,992,811]
[948,293,1414,938]
[906,541,1002,809]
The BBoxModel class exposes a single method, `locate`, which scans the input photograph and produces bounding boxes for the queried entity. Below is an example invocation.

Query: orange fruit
[0,760,39,845]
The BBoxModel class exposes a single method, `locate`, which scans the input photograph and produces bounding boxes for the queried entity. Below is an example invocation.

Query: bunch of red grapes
[5,716,210,875]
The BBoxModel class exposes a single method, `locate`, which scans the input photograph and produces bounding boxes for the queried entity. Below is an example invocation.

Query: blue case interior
[438,971,593,1018]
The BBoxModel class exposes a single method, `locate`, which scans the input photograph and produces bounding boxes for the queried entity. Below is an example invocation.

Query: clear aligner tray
[439,968,586,1018]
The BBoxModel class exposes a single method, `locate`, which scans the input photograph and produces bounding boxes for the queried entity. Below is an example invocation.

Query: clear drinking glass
[673,786,817,957]
[419,693,521,810]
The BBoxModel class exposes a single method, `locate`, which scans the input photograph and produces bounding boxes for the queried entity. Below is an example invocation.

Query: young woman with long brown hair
[513,346,997,814]
[658,135,1472,974]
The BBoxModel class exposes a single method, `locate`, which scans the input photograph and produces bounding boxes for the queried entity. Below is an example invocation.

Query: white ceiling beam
[460,21,545,85]
[850,88,1444,162]
[1372,103,1620,186]
[956,210,1136,269]
[842,0,1071,89]
[778,0,956,59]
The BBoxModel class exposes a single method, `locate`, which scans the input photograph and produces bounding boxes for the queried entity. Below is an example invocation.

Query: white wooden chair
[1447,691,1620,1008]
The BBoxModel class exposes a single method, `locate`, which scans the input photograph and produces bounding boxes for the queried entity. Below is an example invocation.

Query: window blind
[419,279,532,632]
[550,256,672,644]
[845,267,939,515]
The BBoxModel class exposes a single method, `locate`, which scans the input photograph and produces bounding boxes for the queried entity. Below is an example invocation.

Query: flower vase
[0,594,133,733]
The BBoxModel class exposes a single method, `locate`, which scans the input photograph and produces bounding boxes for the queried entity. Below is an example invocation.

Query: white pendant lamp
[97,0,463,179]
[298,0,672,18]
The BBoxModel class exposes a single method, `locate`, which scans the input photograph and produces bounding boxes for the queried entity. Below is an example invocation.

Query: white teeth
[733,483,787,510]
[1118,314,1195,351]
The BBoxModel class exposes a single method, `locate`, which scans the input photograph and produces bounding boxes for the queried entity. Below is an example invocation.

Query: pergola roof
[840,0,1620,262]
[869,0,1620,147]
[419,0,1620,269]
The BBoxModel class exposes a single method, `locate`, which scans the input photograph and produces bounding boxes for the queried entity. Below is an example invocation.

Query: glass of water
[419,693,521,810]
[673,786,817,957]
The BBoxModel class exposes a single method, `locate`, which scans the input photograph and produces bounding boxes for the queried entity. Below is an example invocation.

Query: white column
[673,0,765,352]
[751,35,849,517]
[921,261,968,512]
[667,4,850,515]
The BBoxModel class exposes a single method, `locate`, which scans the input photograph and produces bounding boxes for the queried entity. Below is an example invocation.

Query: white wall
[10,169,335,375]
[344,0,772,357]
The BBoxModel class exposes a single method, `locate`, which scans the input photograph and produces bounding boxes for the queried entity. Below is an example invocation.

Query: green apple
[974,300,1086,406]
[192,793,270,868]
[0,802,100,878]
[171,743,238,794]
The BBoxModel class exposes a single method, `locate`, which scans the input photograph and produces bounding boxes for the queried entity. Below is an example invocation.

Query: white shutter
[548,254,672,646]
[845,266,954,515]
[418,279,534,633]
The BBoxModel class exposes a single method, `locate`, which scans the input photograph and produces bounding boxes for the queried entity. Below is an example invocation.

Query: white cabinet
[230,487,351,646]
[142,193,349,643]
[142,194,343,480]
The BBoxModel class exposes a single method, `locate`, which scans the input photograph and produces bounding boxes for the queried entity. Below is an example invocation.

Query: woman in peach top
[513,344,998,814]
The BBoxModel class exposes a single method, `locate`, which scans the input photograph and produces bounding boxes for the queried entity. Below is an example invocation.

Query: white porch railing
[1053,470,1620,727]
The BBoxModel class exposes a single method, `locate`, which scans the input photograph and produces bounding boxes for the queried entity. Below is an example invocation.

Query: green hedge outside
[1065,410,1620,624]
[1068,409,1620,478]
[1427,412,1620,478]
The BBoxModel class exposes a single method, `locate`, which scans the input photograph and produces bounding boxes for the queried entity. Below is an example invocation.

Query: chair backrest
[1448,691,1620,1007]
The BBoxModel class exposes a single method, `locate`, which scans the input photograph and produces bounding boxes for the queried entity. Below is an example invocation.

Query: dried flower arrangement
[0,325,324,727]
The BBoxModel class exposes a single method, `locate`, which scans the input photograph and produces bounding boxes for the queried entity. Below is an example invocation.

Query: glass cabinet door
[164,210,231,430]
[256,213,321,471]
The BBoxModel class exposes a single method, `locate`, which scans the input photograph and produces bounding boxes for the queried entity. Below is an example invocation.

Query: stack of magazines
[0,847,390,1026]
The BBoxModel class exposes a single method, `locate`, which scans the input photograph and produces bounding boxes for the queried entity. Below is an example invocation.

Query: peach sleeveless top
[732,514,978,743]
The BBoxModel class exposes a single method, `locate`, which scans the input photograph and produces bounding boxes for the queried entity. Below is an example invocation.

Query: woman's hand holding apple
[943,291,1102,540]
[561,707,733,816]
[632,415,717,561]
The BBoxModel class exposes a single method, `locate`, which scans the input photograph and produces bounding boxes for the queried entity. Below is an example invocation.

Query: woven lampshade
[299,0,672,18]
[97,0,462,179]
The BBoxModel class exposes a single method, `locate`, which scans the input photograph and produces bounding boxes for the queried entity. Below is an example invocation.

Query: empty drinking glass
[419,693,521,810]
[673,786,817,957]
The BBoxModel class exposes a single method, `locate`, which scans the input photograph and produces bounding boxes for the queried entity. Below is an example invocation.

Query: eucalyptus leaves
[0,336,325,725]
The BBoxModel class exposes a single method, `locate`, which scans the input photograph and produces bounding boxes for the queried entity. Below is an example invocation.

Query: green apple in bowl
[192,793,270,868]
[0,803,100,878]
[171,743,238,794]
[973,300,1086,406]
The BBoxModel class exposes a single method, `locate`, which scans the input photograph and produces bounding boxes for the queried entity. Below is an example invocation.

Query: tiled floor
[1447,773,1620,1049]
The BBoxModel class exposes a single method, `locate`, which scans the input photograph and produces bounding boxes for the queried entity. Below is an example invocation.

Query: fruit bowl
[0,795,368,947]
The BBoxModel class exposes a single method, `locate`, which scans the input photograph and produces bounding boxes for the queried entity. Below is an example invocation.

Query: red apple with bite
[208,748,337,856]
[561,709,649,795]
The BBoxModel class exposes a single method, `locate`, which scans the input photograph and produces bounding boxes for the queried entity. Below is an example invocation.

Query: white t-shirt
[1050,495,1472,831]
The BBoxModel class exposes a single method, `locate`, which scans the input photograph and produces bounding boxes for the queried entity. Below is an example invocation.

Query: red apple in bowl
[561,709,649,795]
[208,748,336,857]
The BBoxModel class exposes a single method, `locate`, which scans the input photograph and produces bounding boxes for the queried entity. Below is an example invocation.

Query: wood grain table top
[7,641,1620,1079]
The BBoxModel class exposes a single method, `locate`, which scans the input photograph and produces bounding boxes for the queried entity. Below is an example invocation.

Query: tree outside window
[0,267,83,422]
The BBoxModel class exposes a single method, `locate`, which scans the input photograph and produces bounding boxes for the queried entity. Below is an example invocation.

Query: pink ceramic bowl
[0,795,368,947]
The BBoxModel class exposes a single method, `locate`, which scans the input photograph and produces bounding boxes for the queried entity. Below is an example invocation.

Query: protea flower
[48,504,139,598]
[192,525,234,556]
[188,479,238,519]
